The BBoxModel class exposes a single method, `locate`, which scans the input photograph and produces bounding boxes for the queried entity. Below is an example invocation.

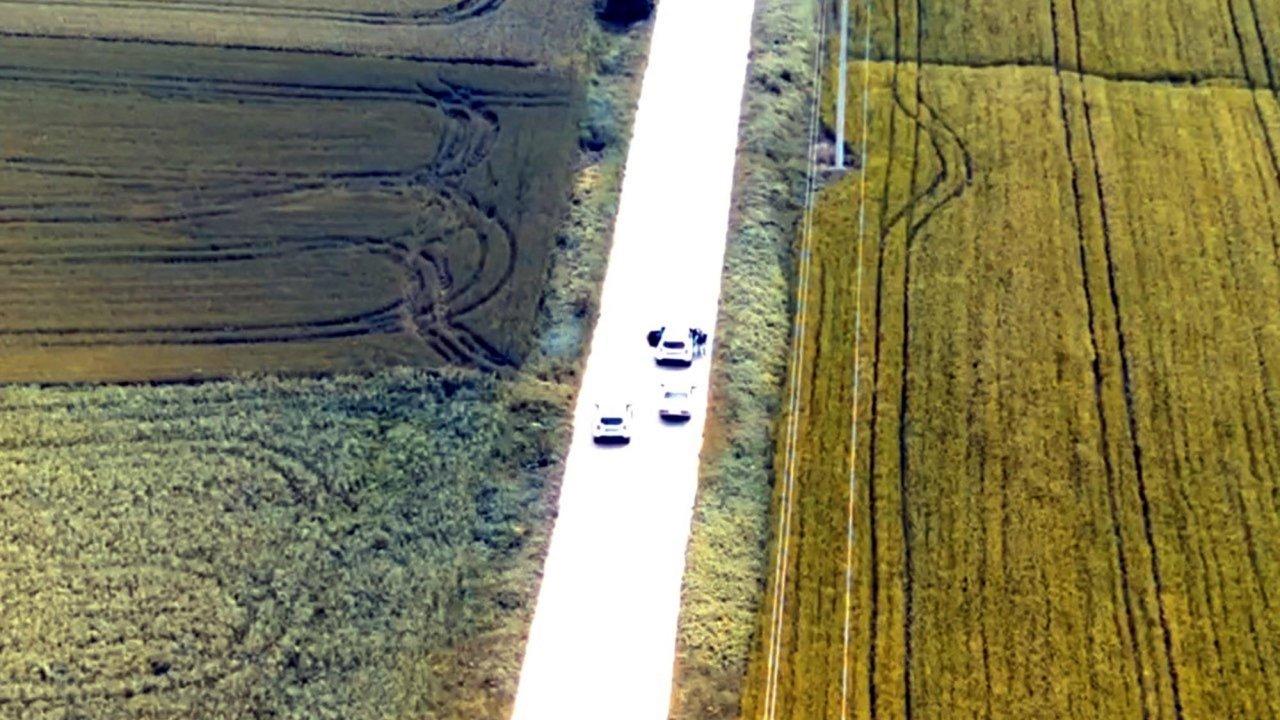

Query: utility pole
[835,0,850,168]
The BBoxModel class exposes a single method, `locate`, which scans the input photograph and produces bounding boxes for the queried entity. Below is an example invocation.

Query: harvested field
[735,1,1280,717]
[0,36,577,381]
[0,371,569,718]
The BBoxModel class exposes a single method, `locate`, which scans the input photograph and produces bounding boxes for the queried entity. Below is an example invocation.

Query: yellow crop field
[734,1,1280,717]
[861,0,1280,82]
[0,36,577,382]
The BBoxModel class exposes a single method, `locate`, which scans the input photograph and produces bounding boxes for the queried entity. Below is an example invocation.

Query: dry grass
[737,3,1280,715]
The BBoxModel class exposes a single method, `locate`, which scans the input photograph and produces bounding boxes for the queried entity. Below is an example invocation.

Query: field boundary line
[760,2,829,718]
[839,0,874,717]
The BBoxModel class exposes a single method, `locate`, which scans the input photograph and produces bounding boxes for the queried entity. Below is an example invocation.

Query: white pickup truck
[645,325,708,366]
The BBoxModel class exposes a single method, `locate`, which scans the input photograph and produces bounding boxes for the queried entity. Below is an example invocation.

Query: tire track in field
[1046,1,1150,717]
[0,66,557,366]
[1205,107,1279,619]
[1212,33,1280,710]
[1225,0,1280,486]
[0,65,559,371]
[852,1,974,713]
[894,5,976,715]
[1066,0,1186,716]
[1242,8,1280,278]
[864,0,906,710]
[0,0,503,27]
[1244,0,1277,90]
[895,5,927,716]
[1229,0,1280,270]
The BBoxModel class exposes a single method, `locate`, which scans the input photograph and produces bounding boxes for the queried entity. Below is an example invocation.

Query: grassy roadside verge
[670,1,819,716]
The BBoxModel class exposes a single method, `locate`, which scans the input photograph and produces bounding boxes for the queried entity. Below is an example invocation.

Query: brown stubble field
[736,0,1280,718]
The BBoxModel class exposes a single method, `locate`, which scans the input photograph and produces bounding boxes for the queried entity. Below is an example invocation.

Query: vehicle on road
[592,401,634,444]
[646,325,708,366]
[658,384,695,422]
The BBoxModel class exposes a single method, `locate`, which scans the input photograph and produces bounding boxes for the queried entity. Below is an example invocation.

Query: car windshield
[600,417,624,426]
[662,340,686,349]
[664,391,688,400]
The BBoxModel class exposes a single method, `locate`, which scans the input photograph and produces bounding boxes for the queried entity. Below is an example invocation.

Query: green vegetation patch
[0,35,577,382]
[0,370,568,719]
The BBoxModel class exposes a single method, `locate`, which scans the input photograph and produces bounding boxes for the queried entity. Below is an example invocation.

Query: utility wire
[761,1,828,718]
[840,0,875,716]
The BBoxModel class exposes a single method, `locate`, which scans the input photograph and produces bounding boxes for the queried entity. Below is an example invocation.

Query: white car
[646,325,708,366]
[658,384,695,421]
[592,401,634,443]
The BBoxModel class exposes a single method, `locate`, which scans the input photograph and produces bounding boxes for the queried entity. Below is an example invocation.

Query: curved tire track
[0,64,565,371]
[0,0,504,26]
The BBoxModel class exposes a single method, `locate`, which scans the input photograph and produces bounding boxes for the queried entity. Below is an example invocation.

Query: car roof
[596,401,631,415]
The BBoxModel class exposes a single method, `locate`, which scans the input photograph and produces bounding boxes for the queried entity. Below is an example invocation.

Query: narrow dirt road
[510,1,757,718]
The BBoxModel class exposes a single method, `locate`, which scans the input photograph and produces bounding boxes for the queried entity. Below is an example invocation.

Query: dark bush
[596,0,654,26]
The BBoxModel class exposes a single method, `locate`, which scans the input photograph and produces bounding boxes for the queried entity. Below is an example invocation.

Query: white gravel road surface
[510,0,757,718]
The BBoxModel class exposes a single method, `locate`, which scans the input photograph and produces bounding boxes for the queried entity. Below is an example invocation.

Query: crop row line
[0,0,503,26]
[1067,0,1187,714]
[1047,0,1152,715]
[862,0,907,710]
[0,29,538,67]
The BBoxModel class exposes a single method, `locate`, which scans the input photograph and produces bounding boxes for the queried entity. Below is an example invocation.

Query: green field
[0,0,592,66]
[0,36,577,381]
[677,0,1280,718]
[0,371,568,719]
